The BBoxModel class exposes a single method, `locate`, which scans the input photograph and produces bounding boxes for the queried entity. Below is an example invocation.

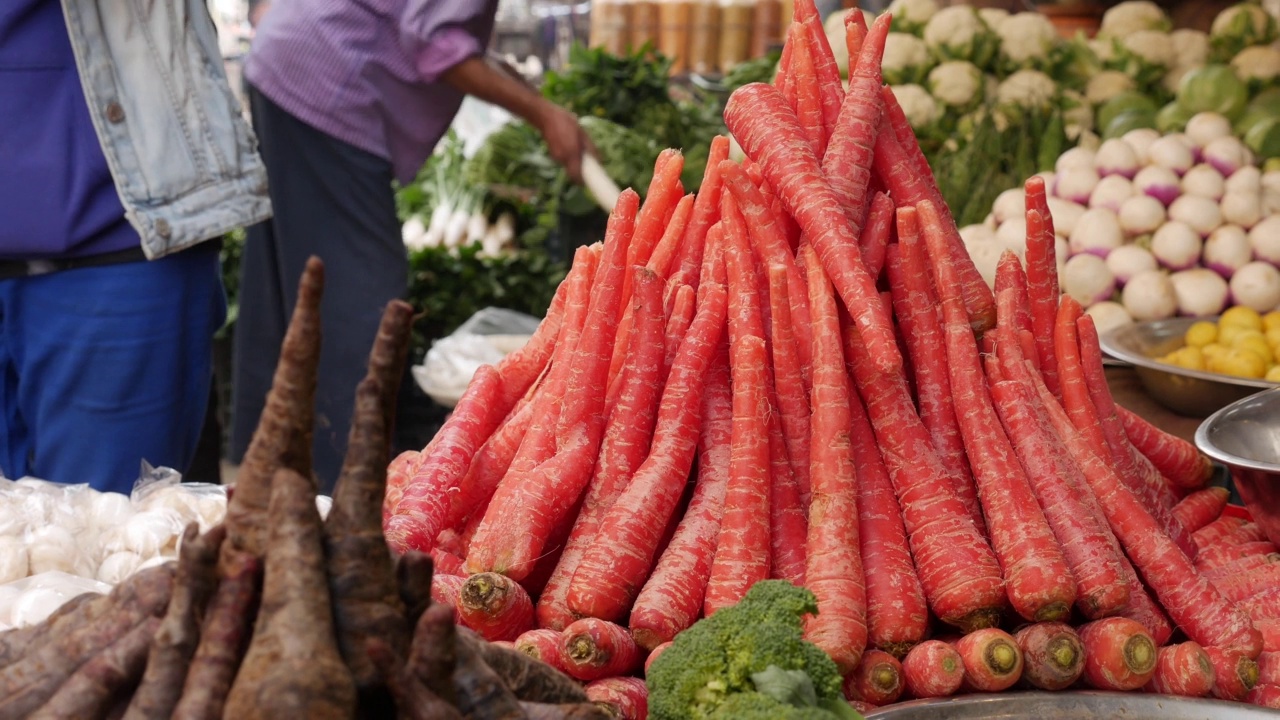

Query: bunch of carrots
[383,0,1279,712]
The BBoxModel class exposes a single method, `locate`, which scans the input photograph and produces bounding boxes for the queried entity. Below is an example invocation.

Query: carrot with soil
[1145,642,1216,697]
[800,242,866,672]
[395,551,434,630]
[844,329,1005,632]
[171,553,259,720]
[1013,622,1085,691]
[1207,646,1260,700]
[902,640,964,699]
[457,573,535,642]
[1174,487,1231,534]
[844,650,904,706]
[568,280,728,621]
[538,266,667,630]
[954,629,1024,693]
[560,618,642,682]
[724,81,900,374]
[365,640,462,720]
[28,617,161,720]
[123,524,225,720]
[1117,405,1214,491]
[629,348,732,650]
[450,626,527,719]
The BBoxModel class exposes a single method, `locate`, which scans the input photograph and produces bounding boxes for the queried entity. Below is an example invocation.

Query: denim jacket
[61,0,272,259]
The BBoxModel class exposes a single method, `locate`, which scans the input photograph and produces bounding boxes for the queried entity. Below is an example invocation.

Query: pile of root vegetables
[0,258,614,720]
[383,0,1280,713]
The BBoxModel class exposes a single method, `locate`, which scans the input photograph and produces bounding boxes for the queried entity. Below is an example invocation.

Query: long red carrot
[1079,617,1159,691]
[1194,515,1249,549]
[493,262,569,412]
[886,211,984,532]
[1029,375,1262,657]
[568,281,728,621]
[914,199,997,335]
[457,572,535,642]
[767,416,808,587]
[646,194,696,280]
[843,650,904,706]
[560,618,642,682]
[672,137,730,294]
[1197,541,1277,572]
[995,250,1033,341]
[859,193,894,280]
[787,23,826,158]
[766,265,812,507]
[382,450,418,522]
[1145,642,1216,697]
[880,85,939,207]
[1117,405,1214,490]
[1243,589,1280,623]
[442,397,536,533]
[822,15,888,226]
[1213,519,1269,548]
[724,82,900,374]
[844,330,1005,632]
[536,267,667,630]
[663,284,697,372]
[848,382,929,658]
[935,266,1076,623]
[800,243,866,674]
[1207,646,1260,700]
[1246,684,1280,708]
[792,0,844,145]
[1260,651,1280,685]
[1212,564,1280,603]
[902,640,964,698]
[1173,487,1231,534]
[629,348,732,650]
[704,334,773,615]
[955,629,1024,692]
[1023,178,1061,396]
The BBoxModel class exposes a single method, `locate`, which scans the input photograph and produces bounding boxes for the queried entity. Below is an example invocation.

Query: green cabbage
[1155,101,1195,133]
[1176,64,1249,119]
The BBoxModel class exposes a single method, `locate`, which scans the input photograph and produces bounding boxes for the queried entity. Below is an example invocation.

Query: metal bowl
[1196,387,1280,549]
[865,691,1276,719]
[1099,317,1278,417]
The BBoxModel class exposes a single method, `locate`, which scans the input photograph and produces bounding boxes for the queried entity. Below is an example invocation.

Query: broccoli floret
[646,581,851,720]
[708,693,843,720]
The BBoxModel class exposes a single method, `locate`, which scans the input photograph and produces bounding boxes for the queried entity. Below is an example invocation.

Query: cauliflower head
[1170,29,1212,68]
[1099,1,1172,39]
[996,12,1061,72]
[928,60,985,110]
[997,68,1058,111]
[1211,3,1279,61]
[1108,30,1175,86]
[1062,88,1095,138]
[1231,43,1280,89]
[1086,70,1137,105]
[889,84,942,129]
[978,7,1010,33]
[883,32,934,85]
[886,0,939,36]
[923,5,999,68]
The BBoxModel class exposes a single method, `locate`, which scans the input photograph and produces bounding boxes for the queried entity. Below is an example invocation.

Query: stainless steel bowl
[865,691,1277,719]
[1099,317,1278,417]
[1196,387,1280,549]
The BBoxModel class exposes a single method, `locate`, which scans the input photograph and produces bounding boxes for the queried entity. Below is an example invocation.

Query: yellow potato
[1264,311,1280,332]
[1220,306,1264,332]
[1209,348,1268,379]
[1184,321,1218,347]
[1171,346,1206,371]
[1232,331,1273,361]
[1201,343,1230,361]
[1217,324,1249,347]
[1267,365,1280,382]
[1266,327,1280,350]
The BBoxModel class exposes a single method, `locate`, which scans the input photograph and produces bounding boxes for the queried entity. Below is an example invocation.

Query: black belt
[0,246,150,281]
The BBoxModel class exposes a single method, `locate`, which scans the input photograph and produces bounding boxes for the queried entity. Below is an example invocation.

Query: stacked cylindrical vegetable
[386,1,1277,713]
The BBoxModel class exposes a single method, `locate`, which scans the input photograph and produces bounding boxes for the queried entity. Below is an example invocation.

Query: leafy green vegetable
[1156,100,1195,132]
[1097,91,1160,134]
[751,666,818,709]
[1177,64,1250,119]
[724,51,783,92]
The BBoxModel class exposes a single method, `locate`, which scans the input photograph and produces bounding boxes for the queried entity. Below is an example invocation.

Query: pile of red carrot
[382,0,1280,712]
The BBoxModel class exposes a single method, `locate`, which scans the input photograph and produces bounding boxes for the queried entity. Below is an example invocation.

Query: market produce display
[1156,306,1280,380]
[385,0,1280,714]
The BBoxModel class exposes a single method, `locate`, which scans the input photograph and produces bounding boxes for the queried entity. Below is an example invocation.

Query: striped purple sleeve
[400,0,492,83]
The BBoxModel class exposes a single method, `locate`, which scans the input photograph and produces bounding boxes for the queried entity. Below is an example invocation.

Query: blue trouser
[0,244,225,495]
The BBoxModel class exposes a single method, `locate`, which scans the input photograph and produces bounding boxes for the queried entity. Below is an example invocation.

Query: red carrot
[442,398,536,534]
[1218,521,1270,548]
[514,629,568,674]
[384,365,506,554]
[801,243,866,673]
[844,329,1005,632]
[1117,405,1214,491]
[646,194,696,280]
[1023,178,1061,396]
[1014,622,1085,691]
[671,137,730,294]
[430,548,465,577]
[383,449,418,523]
[1197,542,1277,573]
[843,650,904,706]
[1079,617,1159,691]
[792,0,844,147]
[1145,642,1215,697]
[584,677,648,720]
[1242,588,1280,622]
[955,629,1024,692]
[536,266,667,630]
[989,374,1129,619]
[787,23,826,158]
[705,334,773,615]
[886,210,984,532]
[901,640,964,698]
[627,150,684,277]
[937,284,1076,622]
[1212,563,1280,603]
[1028,375,1261,657]
[630,349,732,650]
[767,419,808,587]
[568,281,728,621]
[645,642,673,675]
[1173,487,1231,534]
[467,192,637,579]
[1247,684,1280,708]
[821,13,888,227]
[560,619,642,682]
[1262,620,1280,652]
[766,265,811,506]
[1206,646,1260,700]
[914,199,997,335]
[724,82,900,374]
[1194,515,1249,549]
[430,574,466,621]
[1258,651,1280,685]
[995,252,1033,342]
[493,261,570,412]
[457,572,534,642]
[859,193,895,280]
[880,85,940,207]
[849,384,929,657]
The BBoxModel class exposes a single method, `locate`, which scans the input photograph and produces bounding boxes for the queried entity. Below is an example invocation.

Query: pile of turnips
[962,111,1280,333]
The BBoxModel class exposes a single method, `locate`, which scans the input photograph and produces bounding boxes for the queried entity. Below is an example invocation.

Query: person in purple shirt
[234,0,593,492]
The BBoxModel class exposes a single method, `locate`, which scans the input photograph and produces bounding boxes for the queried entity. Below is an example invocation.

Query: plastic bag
[131,461,228,533]
[412,307,538,406]
[0,571,110,630]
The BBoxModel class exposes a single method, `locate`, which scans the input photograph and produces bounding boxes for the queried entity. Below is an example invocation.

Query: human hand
[534,101,596,185]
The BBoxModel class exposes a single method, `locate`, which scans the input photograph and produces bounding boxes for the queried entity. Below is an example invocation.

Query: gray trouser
[230,85,408,494]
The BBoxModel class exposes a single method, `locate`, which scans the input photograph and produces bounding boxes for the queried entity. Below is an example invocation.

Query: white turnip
[1118,194,1166,236]
[1202,136,1254,178]
[1089,175,1136,213]
[1182,164,1226,201]
[1106,244,1158,284]
[1149,136,1194,176]
[1069,207,1124,257]
[1055,167,1102,205]
[1169,268,1230,316]
[1185,112,1233,150]
[1248,216,1280,264]
[1220,191,1264,229]
[1122,269,1179,321]
[1085,301,1134,335]
[1133,165,1181,206]
[1152,221,1205,270]
[1063,254,1117,306]
[1168,194,1223,237]
[1229,261,1280,312]
[1203,224,1253,278]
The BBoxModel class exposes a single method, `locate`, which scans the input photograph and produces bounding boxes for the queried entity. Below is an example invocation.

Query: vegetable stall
[6,0,1280,718]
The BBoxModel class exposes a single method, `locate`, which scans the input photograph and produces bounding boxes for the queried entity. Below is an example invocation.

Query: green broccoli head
[646,581,851,720]
[708,692,845,720]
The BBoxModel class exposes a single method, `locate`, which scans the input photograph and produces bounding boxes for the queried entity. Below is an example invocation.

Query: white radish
[1063,254,1117,306]
[1118,194,1166,237]
[1068,207,1124,257]
[1182,164,1226,201]
[1122,269,1179,321]
[1152,221,1205,270]
[401,216,428,251]
[1203,225,1254,278]
[494,211,517,245]
[1169,268,1230,317]
[1089,175,1135,213]
[425,203,450,249]
[1168,195,1223,237]
[1106,244,1158,285]
[443,208,469,249]
[1229,261,1280,312]
[1133,165,1182,206]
